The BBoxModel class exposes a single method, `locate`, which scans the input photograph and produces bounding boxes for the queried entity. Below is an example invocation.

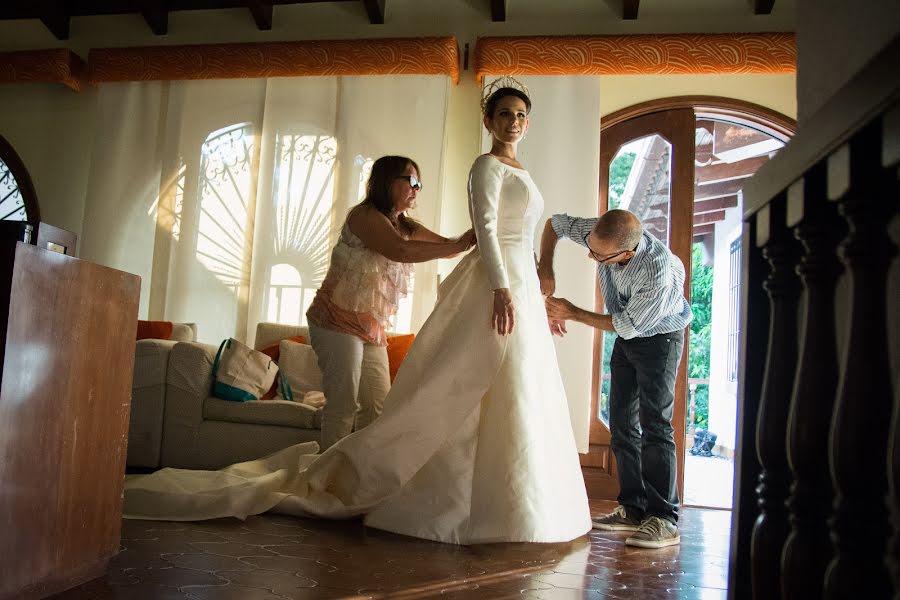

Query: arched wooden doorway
[581,97,796,506]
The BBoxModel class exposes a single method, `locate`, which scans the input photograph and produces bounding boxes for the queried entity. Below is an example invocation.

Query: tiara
[480,76,531,114]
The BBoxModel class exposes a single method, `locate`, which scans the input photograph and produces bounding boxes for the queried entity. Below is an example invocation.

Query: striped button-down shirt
[550,214,693,340]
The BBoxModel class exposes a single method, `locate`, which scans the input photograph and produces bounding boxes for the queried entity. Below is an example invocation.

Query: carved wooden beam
[248,0,273,30]
[362,0,385,24]
[491,0,506,22]
[141,1,168,35]
[623,0,639,20]
[753,0,775,15]
[37,0,69,40]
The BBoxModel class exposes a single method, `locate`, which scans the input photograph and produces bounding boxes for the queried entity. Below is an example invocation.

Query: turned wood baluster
[781,163,846,599]
[882,103,900,600]
[824,122,896,599]
[728,217,772,600]
[751,197,802,600]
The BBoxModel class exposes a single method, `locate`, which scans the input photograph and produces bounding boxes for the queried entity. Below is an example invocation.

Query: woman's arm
[348,207,473,263]
[469,155,514,335]
[409,221,475,245]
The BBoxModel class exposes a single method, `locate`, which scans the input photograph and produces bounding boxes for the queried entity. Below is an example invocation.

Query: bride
[124,78,592,545]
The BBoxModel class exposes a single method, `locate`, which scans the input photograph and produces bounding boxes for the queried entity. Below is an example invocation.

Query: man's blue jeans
[609,330,684,524]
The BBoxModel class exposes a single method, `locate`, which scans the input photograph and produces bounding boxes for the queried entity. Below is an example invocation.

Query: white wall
[707,205,743,451]
[600,73,797,120]
[0,84,96,241]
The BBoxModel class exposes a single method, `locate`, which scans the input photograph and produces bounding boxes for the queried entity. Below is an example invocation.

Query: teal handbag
[211,338,279,402]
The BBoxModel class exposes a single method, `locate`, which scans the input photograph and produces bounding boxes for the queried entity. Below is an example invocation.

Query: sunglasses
[582,231,630,263]
[396,175,423,192]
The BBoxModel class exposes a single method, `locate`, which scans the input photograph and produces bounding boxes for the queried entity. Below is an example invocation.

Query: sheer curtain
[80,75,451,345]
[481,75,602,452]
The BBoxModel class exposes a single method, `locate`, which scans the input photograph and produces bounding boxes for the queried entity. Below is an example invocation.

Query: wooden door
[580,109,694,500]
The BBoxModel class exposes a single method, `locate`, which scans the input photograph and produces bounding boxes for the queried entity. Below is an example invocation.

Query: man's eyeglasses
[582,231,629,263]
[396,175,423,192]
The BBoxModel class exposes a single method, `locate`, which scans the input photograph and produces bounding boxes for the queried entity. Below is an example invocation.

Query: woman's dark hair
[483,87,532,118]
[358,155,420,235]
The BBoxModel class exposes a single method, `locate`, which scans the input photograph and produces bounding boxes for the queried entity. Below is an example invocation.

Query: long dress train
[124,154,592,544]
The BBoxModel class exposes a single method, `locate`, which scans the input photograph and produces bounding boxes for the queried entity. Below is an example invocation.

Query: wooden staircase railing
[728,34,900,600]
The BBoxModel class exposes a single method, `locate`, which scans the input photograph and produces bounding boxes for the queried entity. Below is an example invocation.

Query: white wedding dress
[123,154,592,544]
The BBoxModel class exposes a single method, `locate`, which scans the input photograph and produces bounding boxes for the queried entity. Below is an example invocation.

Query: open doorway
[582,98,794,509]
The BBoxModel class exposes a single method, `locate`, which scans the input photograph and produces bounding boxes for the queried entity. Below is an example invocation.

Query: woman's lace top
[306,223,410,346]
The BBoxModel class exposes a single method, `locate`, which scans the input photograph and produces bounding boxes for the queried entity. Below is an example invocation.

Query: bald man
[537,209,692,549]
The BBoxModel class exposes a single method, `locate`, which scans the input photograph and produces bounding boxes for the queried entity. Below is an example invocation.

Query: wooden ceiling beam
[694,195,739,214]
[362,0,385,24]
[248,0,273,30]
[695,179,744,201]
[37,0,69,40]
[622,0,639,20]
[491,0,506,22]
[141,1,169,35]
[696,155,768,184]
[693,223,715,236]
[753,0,776,15]
[694,210,727,225]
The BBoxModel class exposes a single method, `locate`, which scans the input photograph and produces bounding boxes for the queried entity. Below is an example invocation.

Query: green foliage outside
[689,244,713,431]
[608,151,636,210]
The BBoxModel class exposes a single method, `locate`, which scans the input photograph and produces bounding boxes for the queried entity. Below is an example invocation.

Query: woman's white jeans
[308,324,391,451]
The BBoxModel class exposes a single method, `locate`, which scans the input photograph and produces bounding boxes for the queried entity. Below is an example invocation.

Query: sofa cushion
[137,320,173,341]
[171,322,198,342]
[204,397,320,429]
[133,339,176,389]
[278,339,324,397]
[387,334,415,382]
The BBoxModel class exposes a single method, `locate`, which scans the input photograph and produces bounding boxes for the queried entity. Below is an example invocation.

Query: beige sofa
[127,322,322,470]
[127,322,197,468]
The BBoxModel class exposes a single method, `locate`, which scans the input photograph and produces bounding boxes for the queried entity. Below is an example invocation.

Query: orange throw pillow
[260,335,306,399]
[386,334,416,383]
[136,320,173,341]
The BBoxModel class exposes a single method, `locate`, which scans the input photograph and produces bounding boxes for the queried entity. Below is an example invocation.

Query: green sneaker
[625,516,680,548]
[591,505,642,532]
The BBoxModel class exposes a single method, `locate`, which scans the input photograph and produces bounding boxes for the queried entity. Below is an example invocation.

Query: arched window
[196,123,255,293]
[0,136,39,223]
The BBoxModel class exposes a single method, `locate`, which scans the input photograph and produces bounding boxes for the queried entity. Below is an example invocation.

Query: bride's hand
[492,288,515,335]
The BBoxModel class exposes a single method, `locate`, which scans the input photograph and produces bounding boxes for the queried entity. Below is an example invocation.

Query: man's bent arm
[572,307,616,332]
[538,218,558,272]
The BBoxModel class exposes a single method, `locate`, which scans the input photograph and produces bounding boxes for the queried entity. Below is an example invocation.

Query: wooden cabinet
[0,242,140,600]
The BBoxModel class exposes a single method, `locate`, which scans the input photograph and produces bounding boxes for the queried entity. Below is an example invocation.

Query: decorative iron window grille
[0,157,27,221]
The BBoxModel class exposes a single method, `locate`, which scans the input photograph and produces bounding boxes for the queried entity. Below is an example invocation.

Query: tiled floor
[53,500,731,599]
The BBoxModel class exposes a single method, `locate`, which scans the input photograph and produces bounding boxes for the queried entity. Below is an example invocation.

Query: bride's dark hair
[483,87,532,118]
[358,155,420,236]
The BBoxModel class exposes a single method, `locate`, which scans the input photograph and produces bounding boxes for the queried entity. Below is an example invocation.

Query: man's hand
[548,318,568,337]
[545,296,579,321]
[537,263,556,297]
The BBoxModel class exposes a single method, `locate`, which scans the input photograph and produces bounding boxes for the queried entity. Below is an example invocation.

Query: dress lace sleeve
[468,155,509,290]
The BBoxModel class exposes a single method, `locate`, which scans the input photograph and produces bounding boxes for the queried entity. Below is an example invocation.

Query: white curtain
[80,76,451,345]
[481,75,602,452]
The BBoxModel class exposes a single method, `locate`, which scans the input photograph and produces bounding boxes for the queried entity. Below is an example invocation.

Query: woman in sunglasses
[306,155,476,450]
